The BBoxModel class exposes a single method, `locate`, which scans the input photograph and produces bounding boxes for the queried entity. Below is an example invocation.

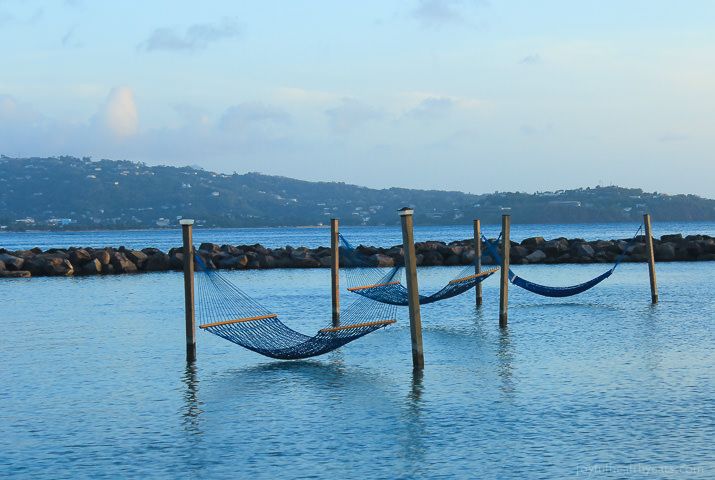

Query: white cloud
[95,87,138,138]
[0,95,42,124]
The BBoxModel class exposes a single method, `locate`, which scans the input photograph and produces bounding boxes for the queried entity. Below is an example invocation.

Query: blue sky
[1,1,714,196]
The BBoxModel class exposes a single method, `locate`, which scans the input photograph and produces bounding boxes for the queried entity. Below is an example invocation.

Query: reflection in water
[221,359,351,388]
[471,305,489,341]
[182,362,203,435]
[637,302,665,375]
[400,369,426,477]
[497,329,515,399]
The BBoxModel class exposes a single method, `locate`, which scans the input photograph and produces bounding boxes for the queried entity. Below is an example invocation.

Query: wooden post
[499,215,510,328]
[474,219,483,307]
[180,219,197,362]
[643,213,658,304]
[330,218,340,326]
[399,207,424,370]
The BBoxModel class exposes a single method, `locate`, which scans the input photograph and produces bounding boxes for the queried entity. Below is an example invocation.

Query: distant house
[48,218,74,226]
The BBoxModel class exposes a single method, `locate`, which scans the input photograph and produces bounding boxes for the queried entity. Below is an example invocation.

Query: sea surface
[1,221,715,251]
[1,224,715,478]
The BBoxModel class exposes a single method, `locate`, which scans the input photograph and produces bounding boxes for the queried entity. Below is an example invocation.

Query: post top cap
[179,219,195,225]
[398,207,414,216]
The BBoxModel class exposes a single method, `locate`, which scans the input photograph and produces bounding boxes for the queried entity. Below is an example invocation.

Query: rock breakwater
[1,233,714,278]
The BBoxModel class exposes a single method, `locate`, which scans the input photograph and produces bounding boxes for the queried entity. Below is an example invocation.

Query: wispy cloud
[61,26,82,48]
[410,0,488,27]
[218,102,290,132]
[0,10,12,26]
[519,54,542,65]
[406,97,456,119]
[658,132,689,143]
[325,98,383,133]
[138,18,240,52]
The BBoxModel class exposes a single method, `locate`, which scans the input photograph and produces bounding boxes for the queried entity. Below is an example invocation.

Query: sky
[0,0,714,197]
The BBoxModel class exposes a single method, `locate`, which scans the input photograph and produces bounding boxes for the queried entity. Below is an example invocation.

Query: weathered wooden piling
[499,215,510,328]
[643,213,659,304]
[180,219,197,362]
[399,207,425,370]
[330,218,340,326]
[474,219,483,307]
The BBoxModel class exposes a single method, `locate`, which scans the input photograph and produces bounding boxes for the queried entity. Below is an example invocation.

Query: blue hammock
[195,254,396,360]
[509,268,615,297]
[347,265,498,306]
[340,234,497,306]
[482,226,642,298]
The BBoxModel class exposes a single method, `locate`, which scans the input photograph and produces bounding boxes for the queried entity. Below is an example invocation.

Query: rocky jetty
[1,234,714,278]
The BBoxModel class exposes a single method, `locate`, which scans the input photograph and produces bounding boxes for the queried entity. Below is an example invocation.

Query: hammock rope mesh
[195,254,397,360]
[482,225,643,298]
[339,234,497,306]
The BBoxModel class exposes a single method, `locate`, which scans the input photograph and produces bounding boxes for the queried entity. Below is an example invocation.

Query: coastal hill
[1,156,714,230]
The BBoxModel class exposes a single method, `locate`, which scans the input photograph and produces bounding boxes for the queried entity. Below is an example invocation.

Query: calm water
[1,221,714,251]
[1,260,714,478]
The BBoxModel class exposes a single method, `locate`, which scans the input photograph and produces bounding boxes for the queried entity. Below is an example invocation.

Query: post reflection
[400,368,426,476]
[182,362,203,435]
[497,329,515,398]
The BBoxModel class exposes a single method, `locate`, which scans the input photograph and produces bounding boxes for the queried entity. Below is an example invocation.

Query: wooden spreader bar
[347,281,401,292]
[448,268,499,285]
[319,319,396,333]
[200,314,278,329]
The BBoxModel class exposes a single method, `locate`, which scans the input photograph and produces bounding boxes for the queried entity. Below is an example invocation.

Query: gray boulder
[543,238,569,257]
[26,255,74,276]
[421,250,444,266]
[80,259,103,275]
[169,252,184,270]
[525,249,547,263]
[510,245,529,261]
[573,243,595,258]
[0,253,24,271]
[0,270,31,278]
[461,250,476,265]
[217,255,249,269]
[69,249,92,265]
[371,253,395,268]
[289,250,321,268]
[126,250,148,269]
[521,237,545,250]
[444,254,461,266]
[145,253,171,271]
[92,249,112,266]
[110,252,138,273]
[655,243,676,261]
[199,243,220,254]
[686,241,703,258]
[661,233,683,243]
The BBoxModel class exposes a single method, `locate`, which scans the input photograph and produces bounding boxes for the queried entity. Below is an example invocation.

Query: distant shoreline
[3,218,715,235]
